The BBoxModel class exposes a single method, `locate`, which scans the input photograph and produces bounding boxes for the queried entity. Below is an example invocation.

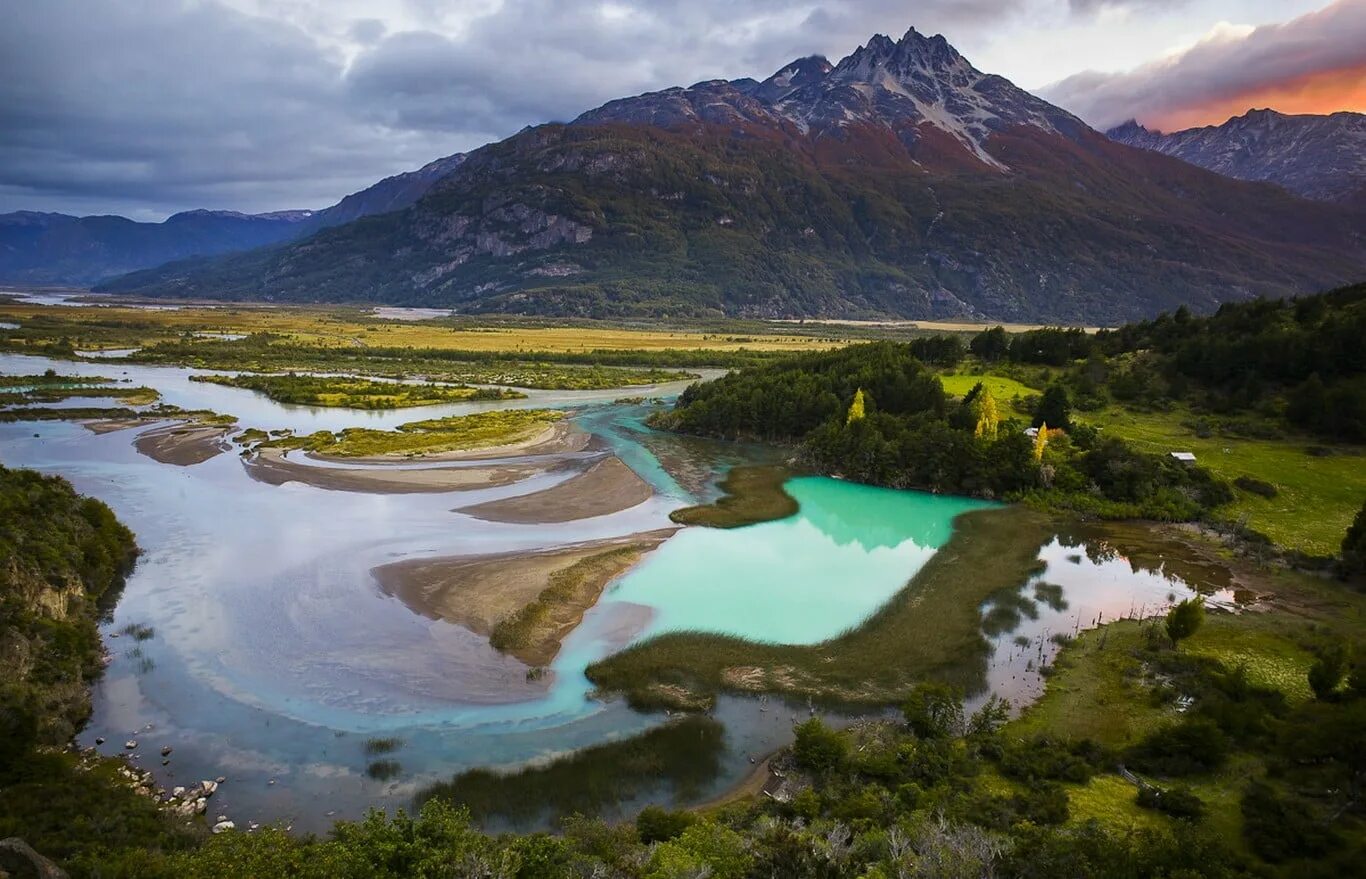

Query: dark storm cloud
[1040,0,1366,131]
[0,0,1019,218]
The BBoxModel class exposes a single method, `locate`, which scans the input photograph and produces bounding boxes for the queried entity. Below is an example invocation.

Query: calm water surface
[0,351,1235,831]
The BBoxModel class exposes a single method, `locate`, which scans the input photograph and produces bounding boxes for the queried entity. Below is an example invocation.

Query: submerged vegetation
[256,408,562,458]
[188,372,523,408]
[419,716,726,828]
[668,465,799,528]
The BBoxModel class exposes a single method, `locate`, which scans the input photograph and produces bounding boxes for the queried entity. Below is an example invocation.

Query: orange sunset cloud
[1152,64,1366,132]
[1041,0,1366,133]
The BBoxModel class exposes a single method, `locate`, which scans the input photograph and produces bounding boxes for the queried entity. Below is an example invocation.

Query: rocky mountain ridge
[1107,109,1366,204]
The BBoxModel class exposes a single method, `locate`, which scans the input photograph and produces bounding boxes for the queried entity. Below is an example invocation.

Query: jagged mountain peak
[1108,108,1366,203]
[1106,118,1152,138]
[750,54,833,103]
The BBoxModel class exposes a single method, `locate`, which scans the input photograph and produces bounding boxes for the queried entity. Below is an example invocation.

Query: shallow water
[608,478,993,644]
[0,350,1241,831]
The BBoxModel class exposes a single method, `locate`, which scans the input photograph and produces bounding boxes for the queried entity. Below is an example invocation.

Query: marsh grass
[119,623,154,641]
[362,737,402,756]
[586,506,1053,709]
[490,546,641,664]
[418,716,725,828]
[668,465,799,528]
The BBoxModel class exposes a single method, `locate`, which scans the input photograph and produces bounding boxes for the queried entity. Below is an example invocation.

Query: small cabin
[1170,451,1197,463]
[1023,426,1040,438]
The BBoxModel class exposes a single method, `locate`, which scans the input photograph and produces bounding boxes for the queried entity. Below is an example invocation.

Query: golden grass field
[0,301,844,354]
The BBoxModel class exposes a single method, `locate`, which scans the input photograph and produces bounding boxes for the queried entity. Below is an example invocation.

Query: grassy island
[258,408,564,458]
[188,372,524,408]
[668,465,800,528]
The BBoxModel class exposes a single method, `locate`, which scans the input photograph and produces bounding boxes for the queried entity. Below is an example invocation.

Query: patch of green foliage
[668,465,799,528]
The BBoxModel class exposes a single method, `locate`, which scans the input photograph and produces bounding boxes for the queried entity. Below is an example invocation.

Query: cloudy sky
[2,0,1361,220]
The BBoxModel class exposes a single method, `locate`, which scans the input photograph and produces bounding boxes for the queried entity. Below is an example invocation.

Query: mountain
[295,153,468,234]
[0,153,466,286]
[1107,110,1366,205]
[98,28,1366,323]
[0,209,311,285]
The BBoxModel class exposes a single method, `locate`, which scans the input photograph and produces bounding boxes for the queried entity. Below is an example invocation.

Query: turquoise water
[608,478,993,644]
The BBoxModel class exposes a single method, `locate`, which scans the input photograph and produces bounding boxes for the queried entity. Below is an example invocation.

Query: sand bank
[243,447,548,494]
[84,418,156,435]
[459,456,653,523]
[372,530,675,666]
[133,423,232,466]
[317,419,593,464]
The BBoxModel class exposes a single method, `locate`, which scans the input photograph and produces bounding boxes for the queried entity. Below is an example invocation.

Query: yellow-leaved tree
[973,388,999,439]
[847,388,866,424]
[1033,422,1049,462]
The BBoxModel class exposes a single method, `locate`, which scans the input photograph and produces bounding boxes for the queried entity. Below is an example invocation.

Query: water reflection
[978,531,1244,711]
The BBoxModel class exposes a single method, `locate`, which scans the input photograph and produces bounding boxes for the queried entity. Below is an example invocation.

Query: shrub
[1136,785,1205,820]
[1308,641,1352,700]
[635,806,696,844]
[1233,476,1278,498]
[1126,718,1229,776]
[1164,599,1204,649]
[792,717,847,773]
[1241,781,1338,863]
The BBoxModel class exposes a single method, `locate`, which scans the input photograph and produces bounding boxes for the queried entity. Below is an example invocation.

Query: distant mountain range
[0,209,309,286]
[0,153,466,286]
[1107,109,1366,205]
[71,29,1366,320]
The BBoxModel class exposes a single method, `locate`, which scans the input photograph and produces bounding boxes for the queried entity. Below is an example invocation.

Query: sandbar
[372,530,675,666]
[317,420,593,464]
[133,423,232,466]
[459,456,653,523]
[243,447,548,494]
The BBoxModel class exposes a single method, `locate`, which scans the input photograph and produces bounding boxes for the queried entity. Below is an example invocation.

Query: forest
[655,341,1233,522]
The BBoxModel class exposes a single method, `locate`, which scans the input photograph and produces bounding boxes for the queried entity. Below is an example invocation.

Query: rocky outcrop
[0,838,69,879]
